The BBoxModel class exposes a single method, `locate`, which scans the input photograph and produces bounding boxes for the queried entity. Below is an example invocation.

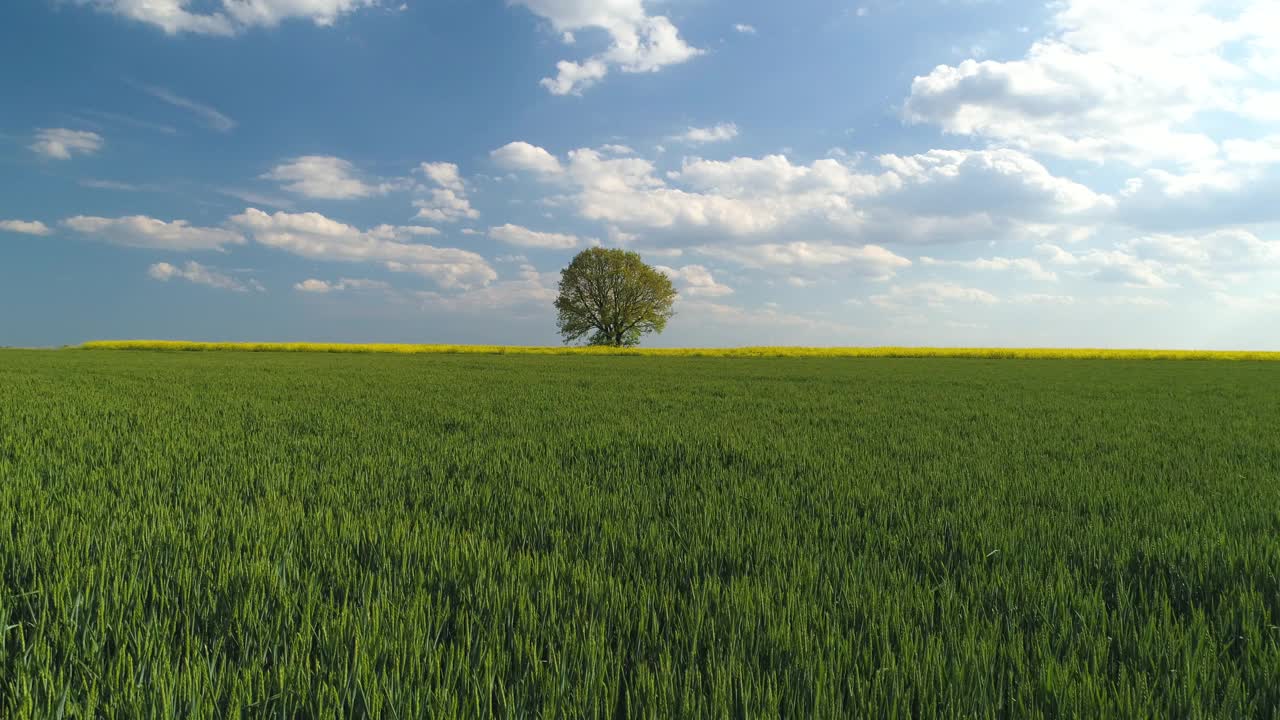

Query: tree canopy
[554,248,677,347]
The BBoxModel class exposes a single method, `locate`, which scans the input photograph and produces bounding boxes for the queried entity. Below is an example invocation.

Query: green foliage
[554,248,677,347]
[1,349,1279,717]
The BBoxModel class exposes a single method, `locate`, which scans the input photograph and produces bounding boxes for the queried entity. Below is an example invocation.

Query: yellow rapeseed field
[80,340,1280,361]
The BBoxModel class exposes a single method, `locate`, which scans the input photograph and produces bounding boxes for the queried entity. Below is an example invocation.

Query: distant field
[82,339,1280,361]
[2,349,1278,717]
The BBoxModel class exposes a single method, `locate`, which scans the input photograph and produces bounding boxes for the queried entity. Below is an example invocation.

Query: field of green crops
[2,349,1278,717]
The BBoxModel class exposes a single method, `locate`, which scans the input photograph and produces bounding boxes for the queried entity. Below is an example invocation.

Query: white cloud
[678,300,859,338]
[420,161,464,192]
[904,0,1277,169]
[1223,136,1280,167]
[920,255,1058,281]
[1013,293,1077,305]
[418,264,557,311]
[30,129,103,160]
[877,149,1114,218]
[491,141,565,175]
[415,190,479,222]
[656,264,734,297]
[1116,164,1280,230]
[541,59,610,95]
[149,261,263,292]
[231,208,495,288]
[1027,229,1280,294]
[733,23,756,35]
[84,0,235,34]
[1119,229,1280,287]
[1212,291,1280,312]
[294,277,390,293]
[382,224,441,237]
[295,278,336,293]
[1240,92,1280,122]
[675,154,892,198]
[498,143,1107,247]
[63,215,246,251]
[0,220,53,236]
[1037,243,1173,289]
[569,150,887,236]
[1097,295,1170,307]
[414,162,480,222]
[136,84,236,132]
[672,123,739,145]
[83,0,377,35]
[697,242,911,279]
[264,156,393,199]
[510,0,702,95]
[870,282,999,310]
[488,223,584,249]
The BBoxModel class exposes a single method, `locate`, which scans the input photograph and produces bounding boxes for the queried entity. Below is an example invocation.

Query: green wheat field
[2,348,1278,717]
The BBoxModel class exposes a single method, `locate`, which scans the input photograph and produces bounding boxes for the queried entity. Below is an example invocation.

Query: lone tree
[554,248,677,347]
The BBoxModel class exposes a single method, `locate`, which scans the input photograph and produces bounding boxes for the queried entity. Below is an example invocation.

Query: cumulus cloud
[734,24,757,35]
[1212,291,1280,312]
[63,215,246,251]
[294,277,390,293]
[491,142,565,175]
[1127,229,1279,265]
[1116,161,1280,231]
[541,59,610,95]
[81,0,377,36]
[1120,229,1280,287]
[697,242,911,279]
[30,129,103,160]
[510,0,702,95]
[677,300,859,339]
[656,264,734,297]
[569,149,883,236]
[264,156,394,199]
[0,220,53,236]
[1013,293,1077,305]
[904,0,1277,169]
[1097,295,1170,307]
[420,161,464,191]
[672,123,739,145]
[870,282,999,310]
[920,255,1058,281]
[496,142,1108,247]
[1036,243,1173,289]
[1029,229,1280,293]
[877,149,1114,219]
[149,261,263,292]
[488,224,585,249]
[230,208,495,288]
[414,162,480,222]
[418,264,558,311]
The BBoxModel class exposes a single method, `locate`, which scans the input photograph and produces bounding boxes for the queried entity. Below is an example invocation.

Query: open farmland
[1,349,1278,717]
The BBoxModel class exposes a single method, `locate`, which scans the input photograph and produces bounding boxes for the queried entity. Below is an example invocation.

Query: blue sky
[3,0,1278,348]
